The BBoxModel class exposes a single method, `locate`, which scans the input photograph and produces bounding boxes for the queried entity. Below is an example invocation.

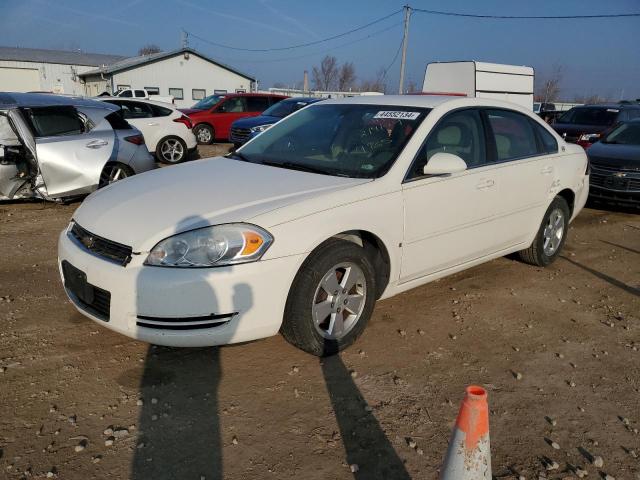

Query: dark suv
[552,103,640,148]
[179,93,287,144]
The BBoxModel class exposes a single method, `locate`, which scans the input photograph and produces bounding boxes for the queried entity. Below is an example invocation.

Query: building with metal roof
[0,46,256,107]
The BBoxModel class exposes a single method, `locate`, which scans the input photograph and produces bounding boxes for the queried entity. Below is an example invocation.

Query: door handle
[86,139,108,149]
[476,179,495,190]
[540,166,554,175]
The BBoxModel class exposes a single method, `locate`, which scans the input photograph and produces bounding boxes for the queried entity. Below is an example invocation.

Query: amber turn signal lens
[240,231,264,256]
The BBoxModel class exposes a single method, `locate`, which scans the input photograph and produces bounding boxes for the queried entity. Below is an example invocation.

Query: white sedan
[58,95,589,356]
[99,98,197,164]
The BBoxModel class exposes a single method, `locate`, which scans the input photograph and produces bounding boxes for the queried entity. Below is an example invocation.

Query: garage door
[0,67,41,92]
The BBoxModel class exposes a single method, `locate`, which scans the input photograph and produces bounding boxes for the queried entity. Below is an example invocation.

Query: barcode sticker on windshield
[373,111,420,120]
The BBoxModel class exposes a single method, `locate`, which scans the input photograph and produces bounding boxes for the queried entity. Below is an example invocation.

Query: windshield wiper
[260,160,333,176]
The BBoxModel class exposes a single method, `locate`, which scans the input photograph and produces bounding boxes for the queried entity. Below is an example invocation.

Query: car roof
[0,92,119,111]
[315,94,535,113]
[97,97,176,109]
[280,97,322,103]
[570,104,640,110]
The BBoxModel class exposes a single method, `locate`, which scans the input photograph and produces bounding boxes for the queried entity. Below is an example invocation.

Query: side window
[531,120,558,154]
[149,104,173,117]
[246,96,270,112]
[486,109,539,161]
[119,90,133,98]
[409,109,486,179]
[26,107,86,137]
[219,97,246,113]
[117,102,152,119]
[134,90,146,98]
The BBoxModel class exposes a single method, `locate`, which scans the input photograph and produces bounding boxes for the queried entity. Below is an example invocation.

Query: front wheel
[99,163,133,188]
[281,239,377,356]
[193,124,214,145]
[518,196,570,266]
[156,136,187,164]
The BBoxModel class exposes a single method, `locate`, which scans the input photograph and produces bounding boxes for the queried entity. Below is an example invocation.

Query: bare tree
[312,55,339,91]
[338,62,356,91]
[138,44,161,56]
[359,68,387,93]
[574,94,606,105]
[535,65,563,103]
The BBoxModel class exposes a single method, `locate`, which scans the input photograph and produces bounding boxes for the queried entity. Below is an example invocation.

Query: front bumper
[589,184,640,206]
[58,228,304,347]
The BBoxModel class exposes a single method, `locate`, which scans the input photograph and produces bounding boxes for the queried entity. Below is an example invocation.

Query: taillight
[577,133,600,149]
[173,115,193,129]
[125,134,145,145]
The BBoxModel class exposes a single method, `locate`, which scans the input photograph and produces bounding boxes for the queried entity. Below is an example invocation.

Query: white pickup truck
[113,88,174,104]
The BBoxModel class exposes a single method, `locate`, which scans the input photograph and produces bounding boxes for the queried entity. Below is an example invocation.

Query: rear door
[24,106,116,197]
[108,100,157,150]
[482,108,558,247]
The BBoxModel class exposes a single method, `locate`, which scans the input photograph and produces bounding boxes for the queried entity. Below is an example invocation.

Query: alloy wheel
[312,262,367,340]
[196,127,212,143]
[542,208,565,256]
[160,138,185,163]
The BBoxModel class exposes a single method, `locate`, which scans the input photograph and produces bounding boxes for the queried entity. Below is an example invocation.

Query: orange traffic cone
[439,385,491,480]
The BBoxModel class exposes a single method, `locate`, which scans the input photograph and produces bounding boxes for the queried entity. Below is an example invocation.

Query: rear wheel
[156,136,187,164]
[518,196,570,266]
[99,163,133,188]
[281,239,377,356]
[194,124,214,145]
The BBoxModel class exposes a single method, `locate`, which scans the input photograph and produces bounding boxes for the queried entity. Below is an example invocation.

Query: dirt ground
[1,148,639,480]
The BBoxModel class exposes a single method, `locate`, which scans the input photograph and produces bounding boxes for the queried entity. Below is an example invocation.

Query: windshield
[261,99,314,118]
[235,104,430,178]
[558,107,619,126]
[603,122,640,145]
[192,94,226,110]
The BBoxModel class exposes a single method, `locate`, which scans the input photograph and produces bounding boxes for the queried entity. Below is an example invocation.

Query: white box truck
[422,61,534,110]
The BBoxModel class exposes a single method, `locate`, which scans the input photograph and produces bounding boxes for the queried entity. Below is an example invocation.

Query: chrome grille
[229,127,251,143]
[69,222,132,266]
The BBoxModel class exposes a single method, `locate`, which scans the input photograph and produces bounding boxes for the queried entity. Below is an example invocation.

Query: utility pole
[398,5,412,94]
[181,30,189,49]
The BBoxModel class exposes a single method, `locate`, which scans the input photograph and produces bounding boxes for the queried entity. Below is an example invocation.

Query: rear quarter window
[105,111,132,130]
[531,120,559,154]
[149,104,172,117]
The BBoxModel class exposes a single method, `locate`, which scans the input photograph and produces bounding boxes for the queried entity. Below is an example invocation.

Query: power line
[190,21,403,64]
[412,8,640,19]
[186,9,402,52]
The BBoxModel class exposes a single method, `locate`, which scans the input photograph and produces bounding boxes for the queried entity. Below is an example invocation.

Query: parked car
[0,92,155,202]
[99,98,197,164]
[229,97,322,147]
[180,93,288,144]
[113,88,174,105]
[587,119,640,206]
[552,104,640,148]
[58,95,588,356]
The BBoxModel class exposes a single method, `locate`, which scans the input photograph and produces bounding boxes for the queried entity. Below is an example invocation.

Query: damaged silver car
[0,92,156,201]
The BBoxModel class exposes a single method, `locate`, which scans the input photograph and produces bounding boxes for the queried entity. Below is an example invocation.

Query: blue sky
[1,0,639,100]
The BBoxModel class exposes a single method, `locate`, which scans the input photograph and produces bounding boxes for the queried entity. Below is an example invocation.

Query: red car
[180,93,287,144]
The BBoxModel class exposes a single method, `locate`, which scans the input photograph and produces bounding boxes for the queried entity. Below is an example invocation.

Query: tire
[193,124,214,145]
[518,196,570,266]
[156,136,188,164]
[281,239,377,356]
[99,163,134,188]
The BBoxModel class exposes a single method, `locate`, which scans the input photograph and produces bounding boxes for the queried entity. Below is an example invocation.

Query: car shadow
[321,351,411,480]
[561,255,639,297]
[131,215,251,479]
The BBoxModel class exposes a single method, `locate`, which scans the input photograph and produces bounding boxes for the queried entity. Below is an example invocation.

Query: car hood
[588,142,640,167]
[232,115,280,129]
[179,108,207,116]
[73,157,369,251]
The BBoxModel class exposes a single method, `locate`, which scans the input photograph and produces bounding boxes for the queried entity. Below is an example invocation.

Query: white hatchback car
[58,95,589,356]
[99,98,197,164]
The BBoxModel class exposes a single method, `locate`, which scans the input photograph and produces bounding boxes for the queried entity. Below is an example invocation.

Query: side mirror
[422,152,467,175]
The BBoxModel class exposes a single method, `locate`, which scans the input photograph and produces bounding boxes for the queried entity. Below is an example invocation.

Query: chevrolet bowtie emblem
[614,172,626,178]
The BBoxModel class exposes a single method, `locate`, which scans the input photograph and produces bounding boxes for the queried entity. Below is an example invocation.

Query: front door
[24,106,115,197]
[214,97,250,139]
[400,108,500,282]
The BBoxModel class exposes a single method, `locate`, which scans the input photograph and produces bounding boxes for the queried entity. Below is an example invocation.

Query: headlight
[250,124,271,133]
[145,223,273,267]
